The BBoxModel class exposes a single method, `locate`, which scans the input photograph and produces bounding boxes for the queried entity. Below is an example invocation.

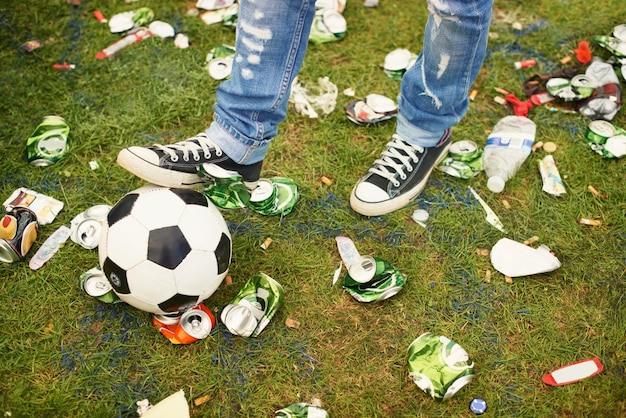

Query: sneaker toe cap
[120,146,160,165]
[353,182,390,203]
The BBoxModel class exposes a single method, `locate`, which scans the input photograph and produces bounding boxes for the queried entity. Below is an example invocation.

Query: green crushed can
[342,257,406,303]
[199,167,250,209]
[25,115,70,166]
[408,332,475,401]
[275,403,328,418]
[220,273,284,337]
[437,140,484,179]
[248,177,298,216]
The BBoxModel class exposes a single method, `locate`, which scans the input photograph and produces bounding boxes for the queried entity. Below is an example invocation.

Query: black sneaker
[350,130,452,216]
[117,132,262,189]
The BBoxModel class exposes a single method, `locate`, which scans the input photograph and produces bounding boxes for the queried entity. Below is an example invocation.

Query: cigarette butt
[321,176,333,186]
[225,275,233,286]
[502,199,511,209]
[494,96,507,105]
[587,185,599,196]
[194,395,210,406]
[505,276,513,284]
[285,318,301,329]
[578,218,601,226]
[53,63,75,70]
[560,56,572,64]
[469,89,478,101]
[485,269,491,283]
[261,237,272,249]
[494,87,510,95]
[532,141,544,152]
[523,235,539,245]
[476,248,490,256]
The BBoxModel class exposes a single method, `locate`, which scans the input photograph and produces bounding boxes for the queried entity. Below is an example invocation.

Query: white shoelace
[368,135,424,187]
[154,133,223,162]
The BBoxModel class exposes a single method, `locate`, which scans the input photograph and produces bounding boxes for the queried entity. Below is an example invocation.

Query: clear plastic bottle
[483,116,536,193]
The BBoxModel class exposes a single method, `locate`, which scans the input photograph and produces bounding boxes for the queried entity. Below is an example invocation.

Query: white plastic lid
[487,176,505,193]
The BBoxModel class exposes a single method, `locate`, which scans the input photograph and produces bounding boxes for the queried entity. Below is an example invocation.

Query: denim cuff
[206,115,270,165]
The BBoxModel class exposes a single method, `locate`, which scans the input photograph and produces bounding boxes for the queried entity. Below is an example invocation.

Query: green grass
[1,0,625,417]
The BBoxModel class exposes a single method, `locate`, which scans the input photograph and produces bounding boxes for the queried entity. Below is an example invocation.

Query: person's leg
[117,0,316,189]
[351,0,493,216]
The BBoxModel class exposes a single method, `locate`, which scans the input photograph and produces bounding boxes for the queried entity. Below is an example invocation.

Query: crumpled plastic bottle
[483,116,536,193]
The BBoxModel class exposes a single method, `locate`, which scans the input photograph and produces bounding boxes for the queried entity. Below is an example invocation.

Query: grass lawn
[1,0,625,416]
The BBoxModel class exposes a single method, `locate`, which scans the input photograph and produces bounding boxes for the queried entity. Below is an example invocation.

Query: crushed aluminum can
[585,120,626,158]
[0,206,38,263]
[275,403,329,418]
[342,257,406,303]
[249,177,298,216]
[69,204,112,249]
[173,304,216,344]
[408,332,475,401]
[220,273,284,337]
[25,116,70,166]
[79,267,120,303]
[437,140,484,179]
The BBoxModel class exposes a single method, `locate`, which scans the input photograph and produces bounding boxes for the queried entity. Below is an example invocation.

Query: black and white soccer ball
[98,186,231,315]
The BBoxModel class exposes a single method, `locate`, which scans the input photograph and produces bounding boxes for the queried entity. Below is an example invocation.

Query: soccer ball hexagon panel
[98,186,232,315]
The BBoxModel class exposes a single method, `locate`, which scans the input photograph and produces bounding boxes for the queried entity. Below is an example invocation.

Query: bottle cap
[487,176,505,193]
[469,398,487,414]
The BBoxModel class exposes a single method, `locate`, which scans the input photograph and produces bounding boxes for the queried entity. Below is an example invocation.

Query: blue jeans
[207,0,493,164]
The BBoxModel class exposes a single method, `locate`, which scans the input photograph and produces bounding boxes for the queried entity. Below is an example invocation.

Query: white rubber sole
[117,148,204,189]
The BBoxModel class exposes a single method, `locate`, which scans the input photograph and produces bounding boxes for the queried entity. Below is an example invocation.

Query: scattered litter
[408,333,474,400]
[137,389,189,418]
[321,175,333,186]
[383,48,417,80]
[335,236,405,302]
[20,39,41,52]
[411,209,429,227]
[96,28,152,59]
[93,10,107,23]
[29,225,71,270]
[220,273,284,337]
[542,357,603,386]
[514,59,536,69]
[490,237,561,277]
[205,44,236,80]
[25,115,70,166]
[153,303,216,344]
[0,206,38,263]
[523,235,539,245]
[485,269,491,283]
[225,274,233,285]
[469,398,488,415]
[364,0,379,7]
[309,6,347,45]
[3,188,63,225]
[532,141,544,152]
[578,57,622,121]
[585,120,626,158]
[437,140,483,179]
[193,395,210,407]
[469,89,478,101]
[79,267,120,303]
[174,33,190,49]
[468,187,506,233]
[578,218,602,227]
[587,185,606,198]
[483,116,536,193]
[200,3,238,26]
[543,141,557,152]
[261,237,273,250]
[275,403,328,418]
[505,275,513,284]
[52,63,75,70]
[289,76,338,118]
[501,199,511,209]
[559,55,572,65]
[493,96,507,106]
[539,155,566,196]
[285,318,301,329]
[343,87,355,96]
[476,248,490,256]
[345,93,398,125]
[69,204,112,250]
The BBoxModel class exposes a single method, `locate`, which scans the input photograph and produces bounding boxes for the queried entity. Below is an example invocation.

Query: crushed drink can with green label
[437,140,484,179]
[199,166,251,209]
[275,403,328,418]
[220,273,284,337]
[25,115,70,166]
[408,332,475,401]
[342,257,406,303]
[585,120,626,159]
